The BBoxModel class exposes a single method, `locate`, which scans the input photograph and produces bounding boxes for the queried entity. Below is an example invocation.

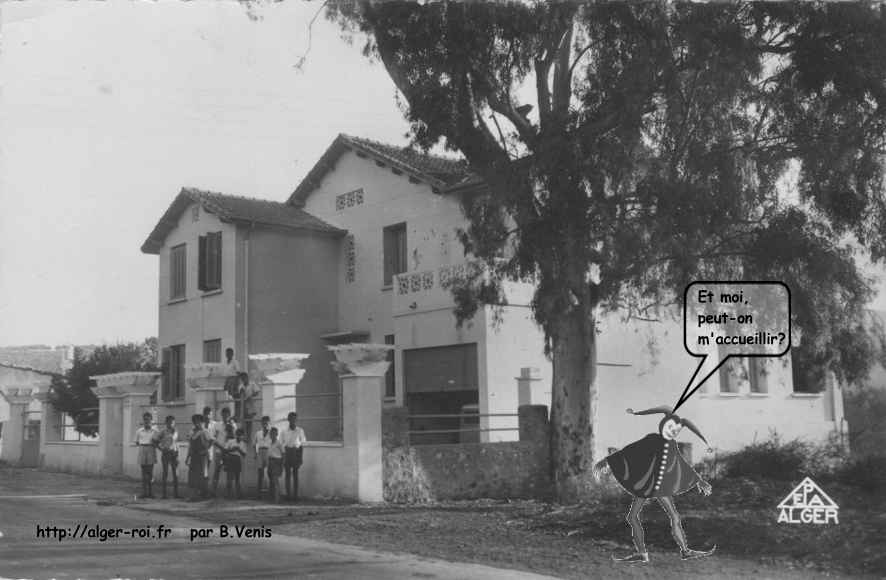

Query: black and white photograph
[1,1,885,578]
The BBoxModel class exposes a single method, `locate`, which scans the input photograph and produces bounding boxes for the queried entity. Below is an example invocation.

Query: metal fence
[406,412,519,446]
[63,406,99,441]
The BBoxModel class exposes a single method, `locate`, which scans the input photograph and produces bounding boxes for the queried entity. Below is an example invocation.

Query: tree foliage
[49,339,159,436]
[326,1,886,498]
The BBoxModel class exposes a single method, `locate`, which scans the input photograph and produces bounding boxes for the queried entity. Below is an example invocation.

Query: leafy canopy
[328,1,886,383]
[49,339,158,436]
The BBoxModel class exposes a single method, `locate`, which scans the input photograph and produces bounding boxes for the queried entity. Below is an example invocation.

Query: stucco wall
[246,228,340,440]
[42,442,102,475]
[157,202,240,402]
[301,150,473,408]
[483,306,551,442]
[593,312,838,460]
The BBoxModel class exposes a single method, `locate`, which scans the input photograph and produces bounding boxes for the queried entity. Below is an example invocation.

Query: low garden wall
[383,405,552,501]
[42,441,102,475]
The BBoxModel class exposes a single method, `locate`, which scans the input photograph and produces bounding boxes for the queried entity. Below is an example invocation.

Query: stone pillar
[248,353,310,430]
[518,405,550,443]
[89,384,124,475]
[187,364,230,417]
[329,343,392,503]
[0,387,34,464]
[91,372,160,477]
[33,391,54,463]
[517,367,548,406]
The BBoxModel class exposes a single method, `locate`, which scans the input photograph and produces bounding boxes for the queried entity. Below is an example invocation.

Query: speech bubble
[673,281,791,413]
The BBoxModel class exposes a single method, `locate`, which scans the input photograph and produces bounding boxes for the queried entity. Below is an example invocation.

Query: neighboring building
[141,133,845,457]
[141,188,347,439]
[0,345,72,465]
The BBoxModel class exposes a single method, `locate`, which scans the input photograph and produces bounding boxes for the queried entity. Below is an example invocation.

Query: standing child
[222,347,240,398]
[133,412,158,499]
[253,416,272,499]
[186,414,211,501]
[156,415,180,499]
[281,412,306,502]
[224,428,247,499]
[266,427,284,504]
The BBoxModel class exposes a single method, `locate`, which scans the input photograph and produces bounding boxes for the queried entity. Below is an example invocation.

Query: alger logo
[777,477,839,524]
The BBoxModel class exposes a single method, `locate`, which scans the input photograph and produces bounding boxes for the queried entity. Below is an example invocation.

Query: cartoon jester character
[593,406,716,563]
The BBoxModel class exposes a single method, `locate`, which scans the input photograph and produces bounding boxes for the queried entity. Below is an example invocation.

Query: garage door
[404,344,479,444]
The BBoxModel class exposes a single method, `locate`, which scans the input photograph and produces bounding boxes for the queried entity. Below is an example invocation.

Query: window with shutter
[198,235,207,291]
[170,244,186,300]
[383,223,407,286]
[161,346,185,401]
[198,232,222,292]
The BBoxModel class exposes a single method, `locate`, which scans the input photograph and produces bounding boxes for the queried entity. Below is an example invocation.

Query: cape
[605,433,700,498]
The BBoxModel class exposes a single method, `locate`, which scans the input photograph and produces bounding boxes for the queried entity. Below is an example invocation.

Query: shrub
[833,455,886,492]
[716,432,848,481]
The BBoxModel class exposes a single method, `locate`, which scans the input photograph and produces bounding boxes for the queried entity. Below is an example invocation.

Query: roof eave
[287,134,456,206]
[228,218,348,238]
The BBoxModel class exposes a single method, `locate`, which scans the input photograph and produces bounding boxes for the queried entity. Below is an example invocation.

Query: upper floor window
[383,223,407,287]
[203,339,222,363]
[198,231,222,292]
[169,244,187,300]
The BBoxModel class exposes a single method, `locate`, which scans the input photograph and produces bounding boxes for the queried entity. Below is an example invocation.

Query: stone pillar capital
[90,372,160,397]
[32,390,51,404]
[1,386,36,405]
[328,343,392,377]
[248,353,310,384]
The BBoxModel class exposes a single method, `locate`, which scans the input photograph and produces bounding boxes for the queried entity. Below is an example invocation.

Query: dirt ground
[3,467,883,579]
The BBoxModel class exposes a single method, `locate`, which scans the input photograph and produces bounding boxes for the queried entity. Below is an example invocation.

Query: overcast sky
[0,0,413,346]
[2,1,886,348]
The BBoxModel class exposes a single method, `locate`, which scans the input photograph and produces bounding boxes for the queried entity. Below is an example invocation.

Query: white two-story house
[142,133,846,456]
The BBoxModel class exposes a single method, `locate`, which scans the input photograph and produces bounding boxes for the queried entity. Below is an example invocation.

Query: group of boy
[133,406,306,503]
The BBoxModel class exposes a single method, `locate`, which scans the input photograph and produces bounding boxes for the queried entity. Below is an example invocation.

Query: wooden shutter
[161,347,171,401]
[383,228,394,286]
[209,231,222,289]
[395,226,407,275]
[198,235,207,291]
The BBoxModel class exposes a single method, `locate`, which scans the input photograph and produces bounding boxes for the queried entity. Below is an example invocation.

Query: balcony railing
[393,261,535,315]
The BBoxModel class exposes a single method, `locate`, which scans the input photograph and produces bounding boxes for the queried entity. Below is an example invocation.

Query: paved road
[0,494,561,580]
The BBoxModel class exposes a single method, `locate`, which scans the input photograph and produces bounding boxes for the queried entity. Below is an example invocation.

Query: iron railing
[405,411,519,446]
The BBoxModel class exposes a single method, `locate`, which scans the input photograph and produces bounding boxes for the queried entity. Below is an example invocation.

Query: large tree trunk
[549,304,598,502]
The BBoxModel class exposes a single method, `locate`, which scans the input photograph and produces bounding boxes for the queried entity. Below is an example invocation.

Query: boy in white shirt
[280,412,307,502]
[133,412,158,499]
[253,416,272,498]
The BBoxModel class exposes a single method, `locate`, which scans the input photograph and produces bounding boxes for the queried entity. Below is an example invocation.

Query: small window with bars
[169,244,187,300]
[203,339,222,363]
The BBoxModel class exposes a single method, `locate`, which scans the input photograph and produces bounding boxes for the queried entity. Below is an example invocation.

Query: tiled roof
[288,134,479,205]
[141,188,347,254]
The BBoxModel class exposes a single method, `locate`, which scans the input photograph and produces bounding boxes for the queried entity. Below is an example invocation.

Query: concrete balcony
[186,363,229,391]
[248,353,310,385]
